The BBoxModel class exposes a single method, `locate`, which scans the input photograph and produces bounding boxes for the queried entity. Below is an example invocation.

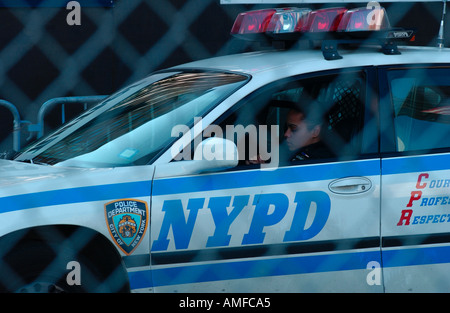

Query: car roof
[172,45,450,76]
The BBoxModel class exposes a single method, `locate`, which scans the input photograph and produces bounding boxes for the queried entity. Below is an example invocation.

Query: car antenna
[437,0,447,48]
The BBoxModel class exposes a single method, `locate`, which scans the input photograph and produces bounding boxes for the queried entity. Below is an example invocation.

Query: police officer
[283,101,334,162]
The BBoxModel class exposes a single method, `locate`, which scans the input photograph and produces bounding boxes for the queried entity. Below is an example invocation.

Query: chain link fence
[0,0,449,293]
[0,0,252,152]
[0,0,447,151]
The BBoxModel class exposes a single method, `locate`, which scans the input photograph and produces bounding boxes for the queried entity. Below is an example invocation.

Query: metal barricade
[33,95,107,139]
[0,99,22,152]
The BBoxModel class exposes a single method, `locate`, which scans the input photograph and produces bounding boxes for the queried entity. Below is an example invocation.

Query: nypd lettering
[397,173,450,226]
[152,191,330,252]
[105,199,148,255]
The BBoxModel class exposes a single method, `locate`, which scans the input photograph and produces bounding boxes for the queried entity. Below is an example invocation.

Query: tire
[0,238,129,293]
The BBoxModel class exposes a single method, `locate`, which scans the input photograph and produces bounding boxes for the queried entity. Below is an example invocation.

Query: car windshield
[15,71,248,167]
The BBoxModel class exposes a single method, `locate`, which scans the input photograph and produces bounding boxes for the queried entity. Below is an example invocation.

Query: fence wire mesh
[0,0,449,293]
[0,0,447,151]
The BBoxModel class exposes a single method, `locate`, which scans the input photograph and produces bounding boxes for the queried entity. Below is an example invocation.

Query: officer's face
[284,110,318,152]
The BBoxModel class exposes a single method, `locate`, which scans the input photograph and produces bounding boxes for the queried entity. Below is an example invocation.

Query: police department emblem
[105,199,148,255]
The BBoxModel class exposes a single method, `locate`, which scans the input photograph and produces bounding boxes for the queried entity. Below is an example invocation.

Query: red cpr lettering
[407,191,422,207]
[397,209,413,226]
[416,173,429,189]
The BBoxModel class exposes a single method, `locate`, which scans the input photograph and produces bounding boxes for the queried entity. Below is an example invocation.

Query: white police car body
[1,4,450,292]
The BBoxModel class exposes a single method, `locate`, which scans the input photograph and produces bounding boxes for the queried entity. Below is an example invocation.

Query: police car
[1,1,450,293]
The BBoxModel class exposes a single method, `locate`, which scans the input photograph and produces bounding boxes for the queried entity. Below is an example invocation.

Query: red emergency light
[337,7,391,31]
[305,8,347,32]
[230,8,278,35]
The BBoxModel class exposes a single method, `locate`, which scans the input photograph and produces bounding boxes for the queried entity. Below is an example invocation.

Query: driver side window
[215,70,367,169]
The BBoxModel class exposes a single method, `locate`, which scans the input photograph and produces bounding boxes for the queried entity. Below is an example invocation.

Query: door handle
[328,177,372,194]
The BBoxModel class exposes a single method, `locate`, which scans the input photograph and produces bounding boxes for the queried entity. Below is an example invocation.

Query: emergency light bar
[231,6,392,36]
[230,6,415,59]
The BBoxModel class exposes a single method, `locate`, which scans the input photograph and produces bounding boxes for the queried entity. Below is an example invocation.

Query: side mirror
[193,137,238,164]
[154,137,239,179]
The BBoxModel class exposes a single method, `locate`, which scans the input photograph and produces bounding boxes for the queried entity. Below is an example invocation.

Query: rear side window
[387,67,450,152]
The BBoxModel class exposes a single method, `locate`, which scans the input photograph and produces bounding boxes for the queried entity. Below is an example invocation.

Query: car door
[379,65,450,292]
[149,68,382,292]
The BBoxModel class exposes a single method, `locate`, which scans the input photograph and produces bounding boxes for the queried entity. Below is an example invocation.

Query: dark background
[0,0,448,151]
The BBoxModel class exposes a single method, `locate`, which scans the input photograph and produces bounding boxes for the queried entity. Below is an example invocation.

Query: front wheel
[0,240,129,293]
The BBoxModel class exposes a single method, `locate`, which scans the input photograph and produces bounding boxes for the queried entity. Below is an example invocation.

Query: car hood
[0,159,91,188]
